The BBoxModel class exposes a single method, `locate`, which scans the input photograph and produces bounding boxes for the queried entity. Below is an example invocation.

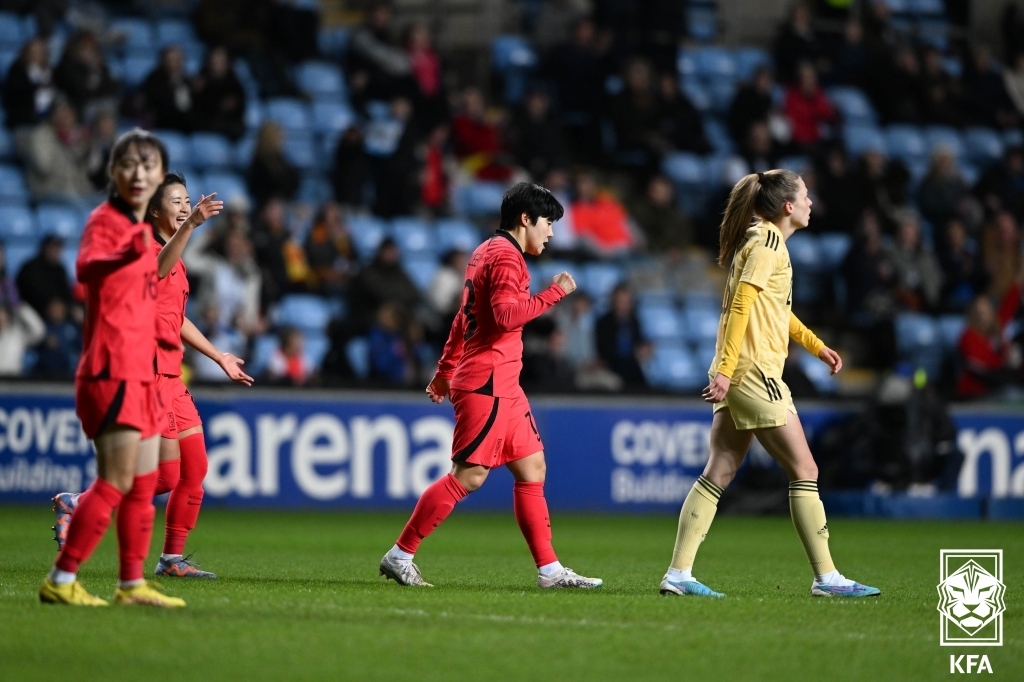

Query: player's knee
[103,471,135,493]
[794,460,818,481]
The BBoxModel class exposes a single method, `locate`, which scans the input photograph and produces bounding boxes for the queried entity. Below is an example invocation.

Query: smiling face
[522,215,554,256]
[111,142,165,212]
[153,183,191,235]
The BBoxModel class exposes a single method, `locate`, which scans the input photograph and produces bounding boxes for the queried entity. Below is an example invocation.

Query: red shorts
[155,374,203,439]
[75,378,159,440]
[450,388,544,468]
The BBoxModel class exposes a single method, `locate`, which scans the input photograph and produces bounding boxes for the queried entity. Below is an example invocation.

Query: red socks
[117,470,158,582]
[396,473,468,554]
[155,458,180,496]
[55,478,124,573]
[163,433,208,556]
[513,481,557,568]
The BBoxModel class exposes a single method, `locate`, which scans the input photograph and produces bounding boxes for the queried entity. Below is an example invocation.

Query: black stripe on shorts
[761,371,781,402]
[96,380,127,436]
[452,397,500,462]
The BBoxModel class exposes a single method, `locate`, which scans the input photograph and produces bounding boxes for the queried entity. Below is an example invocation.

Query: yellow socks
[669,475,722,571]
[788,480,836,577]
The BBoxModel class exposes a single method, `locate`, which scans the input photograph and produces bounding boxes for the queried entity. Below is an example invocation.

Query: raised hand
[553,271,577,295]
[217,352,254,386]
[184,193,224,230]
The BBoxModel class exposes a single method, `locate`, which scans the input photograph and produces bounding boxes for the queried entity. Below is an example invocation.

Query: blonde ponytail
[717,169,802,267]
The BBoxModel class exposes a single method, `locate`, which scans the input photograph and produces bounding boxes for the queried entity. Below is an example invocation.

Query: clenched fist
[553,272,577,295]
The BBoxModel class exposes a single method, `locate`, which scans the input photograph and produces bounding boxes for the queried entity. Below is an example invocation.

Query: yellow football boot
[39,579,109,606]
[113,581,186,608]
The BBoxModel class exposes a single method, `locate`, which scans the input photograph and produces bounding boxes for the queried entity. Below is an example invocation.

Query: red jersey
[76,197,158,382]
[151,228,189,376]
[436,231,565,397]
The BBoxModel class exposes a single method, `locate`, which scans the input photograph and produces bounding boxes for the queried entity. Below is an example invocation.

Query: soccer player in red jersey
[39,130,193,607]
[379,183,603,589]
[50,172,248,579]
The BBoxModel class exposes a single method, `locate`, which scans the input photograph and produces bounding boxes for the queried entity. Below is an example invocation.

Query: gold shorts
[711,368,797,430]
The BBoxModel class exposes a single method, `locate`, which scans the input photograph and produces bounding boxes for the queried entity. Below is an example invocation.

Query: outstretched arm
[157,193,224,278]
[180,316,253,386]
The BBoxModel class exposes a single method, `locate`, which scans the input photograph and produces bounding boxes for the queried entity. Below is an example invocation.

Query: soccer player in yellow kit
[659,169,880,598]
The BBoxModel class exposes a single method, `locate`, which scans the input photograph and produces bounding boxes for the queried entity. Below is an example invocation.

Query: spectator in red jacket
[784,62,836,149]
[956,284,1022,398]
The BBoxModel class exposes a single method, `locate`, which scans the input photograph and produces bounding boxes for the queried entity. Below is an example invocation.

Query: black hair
[145,171,188,225]
[107,128,169,194]
[498,182,564,231]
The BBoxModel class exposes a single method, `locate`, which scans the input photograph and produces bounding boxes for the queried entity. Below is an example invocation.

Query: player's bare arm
[180,317,253,386]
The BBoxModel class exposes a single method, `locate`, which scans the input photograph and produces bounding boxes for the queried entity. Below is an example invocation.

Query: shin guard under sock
[669,475,722,571]
[117,471,158,582]
[395,474,467,555]
[513,481,557,568]
[55,478,124,574]
[164,433,208,556]
[789,479,836,576]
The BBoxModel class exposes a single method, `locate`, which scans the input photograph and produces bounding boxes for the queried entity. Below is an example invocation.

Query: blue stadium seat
[703,117,734,154]
[581,262,624,302]
[682,290,719,311]
[924,126,964,158]
[156,130,191,169]
[304,332,330,370]
[661,153,706,186]
[0,126,12,160]
[454,182,506,217]
[645,345,705,391]
[1005,129,1024,148]
[275,294,334,333]
[895,313,941,375]
[283,134,319,171]
[243,98,263,131]
[0,205,36,240]
[964,127,1004,166]
[311,100,355,135]
[530,260,573,294]
[828,87,877,125]
[295,61,346,100]
[436,219,481,253]
[0,48,18,81]
[785,232,821,271]
[682,82,712,113]
[155,19,197,47]
[190,132,234,170]
[317,27,350,60]
[390,217,434,256]
[264,98,311,131]
[110,18,154,49]
[638,302,682,341]
[797,352,838,394]
[842,125,886,157]
[885,125,927,162]
[197,172,249,206]
[60,246,77,283]
[248,334,279,378]
[346,337,370,379]
[681,307,720,345]
[708,81,736,115]
[818,233,852,268]
[297,174,332,205]
[676,50,696,82]
[403,254,440,292]
[777,156,811,173]
[637,289,676,309]
[0,165,28,202]
[121,54,157,86]
[36,204,83,240]
[4,242,35,276]
[910,0,945,15]
[348,214,389,260]
[937,314,966,354]
[733,47,771,80]
[687,8,718,43]
[959,162,979,187]
[234,135,256,169]
[0,12,23,46]
[693,48,736,83]
[492,35,537,103]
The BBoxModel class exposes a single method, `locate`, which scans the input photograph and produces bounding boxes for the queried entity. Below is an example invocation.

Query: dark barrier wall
[0,385,1022,510]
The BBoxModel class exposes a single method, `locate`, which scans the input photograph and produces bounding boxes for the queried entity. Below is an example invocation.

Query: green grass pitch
[1,505,1020,681]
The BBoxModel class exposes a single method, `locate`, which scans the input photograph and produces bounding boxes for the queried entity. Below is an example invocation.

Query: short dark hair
[146,171,188,224]
[499,182,564,231]
[108,128,169,183]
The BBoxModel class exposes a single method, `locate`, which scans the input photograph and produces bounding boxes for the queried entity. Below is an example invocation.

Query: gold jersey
[710,220,793,384]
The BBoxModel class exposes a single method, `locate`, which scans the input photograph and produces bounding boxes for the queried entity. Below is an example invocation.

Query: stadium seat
[530,260,574,294]
[243,97,263,131]
[924,126,964,158]
[311,100,355,135]
[110,18,155,49]
[304,332,330,370]
[681,307,720,345]
[959,163,979,187]
[121,54,157,86]
[797,352,838,394]
[0,48,17,81]
[264,98,311,131]
[36,204,83,240]
[828,87,877,126]
[295,61,346,100]
[492,35,537,103]
[885,125,927,162]
[348,214,389,260]
[248,334,279,377]
[687,8,718,43]
[4,242,35,276]
[817,233,852,268]
[275,294,334,333]
[661,153,706,186]
[843,125,886,157]
[156,130,191,169]
[964,127,1004,166]
[645,345,705,391]
[1004,129,1024,148]
[777,156,811,173]
[681,290,719,311]
[0,165,28,202]
[581,262,624,302]
[0,126,12,160]
[708,81,736,115]
[676,50,696,82]
[155,19,197,47]
[0,12,23,47]
[190,132,234,170]
[198,172,249,206]
[733,47,771,80]
[297,174,332,205]
[390,217,434,256]
[317,27,350,60]
[346,337,371,379]
[0,205,36,241]
[703,117,734,154]
[403,254,439,292]
[454,182,506,217]
[693,48,736,83]
[234,134,256,168]
[436,219,481,253]
[937,314,966,354]
[638,302,682,341]
[682,83,712,113]
[910,0,945,15]
[283,134,319,171]
[786,232,820,271]
[895,313,942,376]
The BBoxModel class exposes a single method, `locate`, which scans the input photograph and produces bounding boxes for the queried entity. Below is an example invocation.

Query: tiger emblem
[937,559,1006,636]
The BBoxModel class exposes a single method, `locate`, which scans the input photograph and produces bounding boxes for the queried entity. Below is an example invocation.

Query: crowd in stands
[0,0,1022,402]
